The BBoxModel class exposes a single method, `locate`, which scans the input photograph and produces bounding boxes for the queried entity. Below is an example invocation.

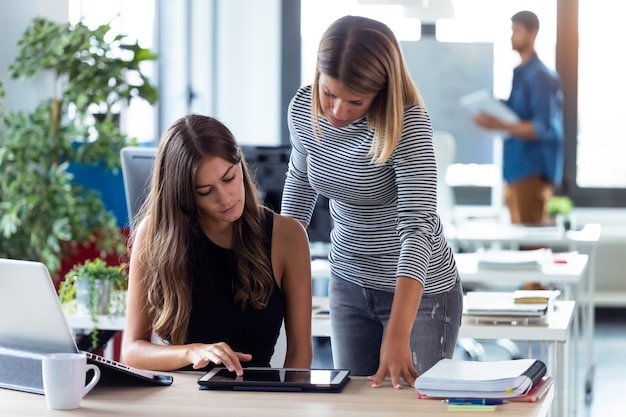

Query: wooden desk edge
[0,373,554,417]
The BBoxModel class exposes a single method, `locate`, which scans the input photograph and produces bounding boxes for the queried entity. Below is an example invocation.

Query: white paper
[459,89,520,123]
[414,358,542,398]
[476,248,551,270]
[463,292,548,317]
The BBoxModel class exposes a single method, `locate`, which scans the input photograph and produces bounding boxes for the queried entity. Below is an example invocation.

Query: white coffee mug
[42,353,101,410]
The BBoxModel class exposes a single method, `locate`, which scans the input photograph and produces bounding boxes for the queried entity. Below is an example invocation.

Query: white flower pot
[74,278,112,316]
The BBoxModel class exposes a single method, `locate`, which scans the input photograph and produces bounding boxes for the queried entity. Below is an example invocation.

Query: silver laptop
[0,258,173,394]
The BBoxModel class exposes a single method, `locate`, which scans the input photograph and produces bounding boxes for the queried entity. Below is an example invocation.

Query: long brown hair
[312,15,424,164]
[131,115,273,344]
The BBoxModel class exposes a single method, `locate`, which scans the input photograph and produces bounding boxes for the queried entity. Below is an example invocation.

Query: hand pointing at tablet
[190,342,252,376]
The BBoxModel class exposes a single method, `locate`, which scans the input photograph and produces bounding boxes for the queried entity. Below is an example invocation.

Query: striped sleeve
[281,86,458,294]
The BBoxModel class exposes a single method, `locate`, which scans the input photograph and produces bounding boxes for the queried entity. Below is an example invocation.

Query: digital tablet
[197,367,351,393]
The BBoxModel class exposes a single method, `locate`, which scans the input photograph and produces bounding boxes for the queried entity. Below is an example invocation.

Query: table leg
[557,340,569,417]
[549,340,568,417]
[584,245,596,401]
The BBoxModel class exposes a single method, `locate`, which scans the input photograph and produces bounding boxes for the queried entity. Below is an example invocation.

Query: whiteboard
[401,39,495,164]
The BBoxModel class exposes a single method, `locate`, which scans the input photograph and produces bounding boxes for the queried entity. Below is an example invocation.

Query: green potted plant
[0,17,158,279]
[547,195,574,230]
[59,258,128,349]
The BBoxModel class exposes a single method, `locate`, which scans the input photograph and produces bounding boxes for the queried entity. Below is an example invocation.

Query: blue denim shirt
[503,52,564,185]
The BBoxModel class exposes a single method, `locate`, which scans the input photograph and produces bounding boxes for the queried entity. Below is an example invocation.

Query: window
[576,0,626,189]
[301,0,556,97]
[69,0,157,143]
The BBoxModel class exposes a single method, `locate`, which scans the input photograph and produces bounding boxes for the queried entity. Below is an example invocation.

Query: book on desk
[414,358,547,399]
[462,291,560,325]
[509,376,554,403]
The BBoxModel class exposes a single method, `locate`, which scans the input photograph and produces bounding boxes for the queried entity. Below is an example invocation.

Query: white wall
[157,0,191,131]
[157,0,282,146]
[0,0,68,112]
[214,0,281,146]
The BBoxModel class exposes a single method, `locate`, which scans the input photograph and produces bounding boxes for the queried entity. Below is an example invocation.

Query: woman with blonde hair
[281,15,462,388]
[122,114,312,375]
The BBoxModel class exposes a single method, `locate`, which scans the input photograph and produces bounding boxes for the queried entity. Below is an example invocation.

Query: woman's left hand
[367,335,417,389]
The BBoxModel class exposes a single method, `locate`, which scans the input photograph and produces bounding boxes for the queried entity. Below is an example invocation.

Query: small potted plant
[59,258,128,349]
[547,195,574,230]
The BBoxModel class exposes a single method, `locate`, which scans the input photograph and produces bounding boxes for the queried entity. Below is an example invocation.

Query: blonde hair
[311,15,424,164]
[131,115,273,345]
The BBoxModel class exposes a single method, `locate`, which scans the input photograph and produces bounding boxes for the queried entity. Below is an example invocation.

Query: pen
[447,404,496,412]
[445,398,507,405]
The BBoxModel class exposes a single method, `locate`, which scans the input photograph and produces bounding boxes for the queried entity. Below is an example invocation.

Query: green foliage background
[0,18,158,278]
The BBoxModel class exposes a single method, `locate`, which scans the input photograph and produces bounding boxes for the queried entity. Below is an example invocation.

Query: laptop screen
[0,258,80,394]
[0,258,174,394]
[0,258,79,355]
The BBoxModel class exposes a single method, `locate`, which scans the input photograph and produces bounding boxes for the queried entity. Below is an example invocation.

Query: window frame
[557,0,625,207]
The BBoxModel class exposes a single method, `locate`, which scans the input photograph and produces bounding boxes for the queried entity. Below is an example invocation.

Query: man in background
[473,10,564,226]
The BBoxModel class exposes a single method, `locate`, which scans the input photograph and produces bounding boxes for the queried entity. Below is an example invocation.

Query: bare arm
[121,222,251,374]
[272,214,313,368]
[368,276,423,389]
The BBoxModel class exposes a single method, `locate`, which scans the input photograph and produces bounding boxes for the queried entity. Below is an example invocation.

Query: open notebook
[0,258,173,395]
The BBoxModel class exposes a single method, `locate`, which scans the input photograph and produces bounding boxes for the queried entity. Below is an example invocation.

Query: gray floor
[311,307,626,417]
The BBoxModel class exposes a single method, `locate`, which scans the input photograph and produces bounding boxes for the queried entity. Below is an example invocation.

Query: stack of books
[463,290,561,324]
[414,358,547,399]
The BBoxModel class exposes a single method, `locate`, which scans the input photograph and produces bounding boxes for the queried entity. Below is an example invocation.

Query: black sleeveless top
[185,209,285,367]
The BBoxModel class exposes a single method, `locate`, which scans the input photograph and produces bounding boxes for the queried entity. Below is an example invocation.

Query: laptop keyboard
[0,349,44,394]
[83,351,155,380]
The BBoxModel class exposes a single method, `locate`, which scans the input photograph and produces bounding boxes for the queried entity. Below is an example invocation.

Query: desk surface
[448,222,601,245]
[454,252,588,286]
[313,252,589,286]
[0,372,553,417]
[459,300,575,341]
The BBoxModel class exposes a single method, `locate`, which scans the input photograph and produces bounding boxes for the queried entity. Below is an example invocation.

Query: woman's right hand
[188,342,252,375]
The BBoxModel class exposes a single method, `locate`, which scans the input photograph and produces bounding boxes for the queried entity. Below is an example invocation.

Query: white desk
[448,222,600,249]
[311,255,587,350]
[454,252,588,295]
[65,314,125,331]
[311,296,573,417]
[461,301,575,417]
[0,373,554,417]
[449,222,600,398]
[456,252,587,415]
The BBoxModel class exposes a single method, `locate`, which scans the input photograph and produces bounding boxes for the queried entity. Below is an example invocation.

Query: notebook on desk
[0,258,173,395]
[462,291,554,325]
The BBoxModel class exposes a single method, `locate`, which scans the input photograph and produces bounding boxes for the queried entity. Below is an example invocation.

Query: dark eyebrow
[195,163,235,190]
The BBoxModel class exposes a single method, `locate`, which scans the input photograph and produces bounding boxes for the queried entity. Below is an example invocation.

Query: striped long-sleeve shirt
[281,85,458,294]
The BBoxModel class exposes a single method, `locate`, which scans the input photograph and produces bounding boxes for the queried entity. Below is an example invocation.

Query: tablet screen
[209,368,343,384]
[198,367,351,392]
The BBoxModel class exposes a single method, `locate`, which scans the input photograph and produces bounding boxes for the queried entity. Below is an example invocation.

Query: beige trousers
[504,175,554,225]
